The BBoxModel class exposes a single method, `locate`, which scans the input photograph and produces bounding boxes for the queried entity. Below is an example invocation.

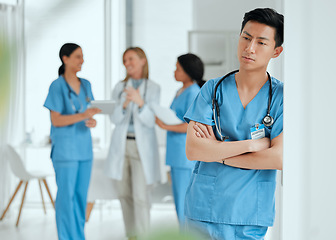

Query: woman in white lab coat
[105,47,161,240]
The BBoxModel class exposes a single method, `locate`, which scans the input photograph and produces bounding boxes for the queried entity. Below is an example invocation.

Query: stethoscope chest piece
[263,114,274,127]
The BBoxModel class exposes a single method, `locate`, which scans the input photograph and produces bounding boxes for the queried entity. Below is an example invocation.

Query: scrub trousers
[170,167,193,226]
[113,138,151,238]
[53,159,92,240]
[185,218,268,240]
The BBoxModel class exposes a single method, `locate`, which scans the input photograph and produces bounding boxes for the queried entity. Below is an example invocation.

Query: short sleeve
[186,84,200,108]
[43,81,64,113]
[183,79,215,126]
[85,80,95,101]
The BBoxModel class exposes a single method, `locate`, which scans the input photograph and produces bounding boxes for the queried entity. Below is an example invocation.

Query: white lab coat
[104,79,161,185]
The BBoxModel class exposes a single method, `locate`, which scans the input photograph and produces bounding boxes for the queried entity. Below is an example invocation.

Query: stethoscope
[119,78,148,100]
[64,77,91,113]
[212,70,274,141]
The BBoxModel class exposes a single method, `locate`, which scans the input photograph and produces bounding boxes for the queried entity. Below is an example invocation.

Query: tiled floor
[0,184,180,240]
[0,201,179,240]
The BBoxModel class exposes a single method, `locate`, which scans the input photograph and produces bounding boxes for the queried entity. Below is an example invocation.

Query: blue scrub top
[183,73,283,227]
[44,76,95,161]
[166,83,200,169]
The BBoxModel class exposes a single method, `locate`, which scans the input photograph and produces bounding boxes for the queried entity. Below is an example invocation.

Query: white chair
[0,145,55,226]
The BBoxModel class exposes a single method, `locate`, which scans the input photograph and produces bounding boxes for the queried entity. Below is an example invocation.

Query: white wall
[192,0,283,80]
[25,0,106,148]
[283,0,336,239]
[132,0,193,108]
[193,0,279,31]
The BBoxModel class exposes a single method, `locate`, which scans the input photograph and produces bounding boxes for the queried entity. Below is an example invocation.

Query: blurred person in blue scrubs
[183,8,284,240]
[155,53,204,227]
[44,43,101,240]
[105,47,161,240]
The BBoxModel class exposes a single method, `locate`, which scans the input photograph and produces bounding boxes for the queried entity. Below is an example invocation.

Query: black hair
[177,53,206,88]
[241,8,284,48]
[58,43,81,76]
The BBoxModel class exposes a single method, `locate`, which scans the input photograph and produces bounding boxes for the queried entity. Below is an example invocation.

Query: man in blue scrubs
[183,8,284,239]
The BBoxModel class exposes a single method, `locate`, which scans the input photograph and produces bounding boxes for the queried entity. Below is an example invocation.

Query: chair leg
[86,201,95,222]
[0,180,23,221]
[16,181,29,227]
[42,179,55,209]
[38,179,46,214]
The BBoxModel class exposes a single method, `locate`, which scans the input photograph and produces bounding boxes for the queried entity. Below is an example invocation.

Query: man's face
[237,21,283,72]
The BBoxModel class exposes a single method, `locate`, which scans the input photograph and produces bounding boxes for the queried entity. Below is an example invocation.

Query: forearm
[162,123,188,133]
[223,148,282,170]
[223,134,283,170]
[51,112,87,127]
[186,121,253,162]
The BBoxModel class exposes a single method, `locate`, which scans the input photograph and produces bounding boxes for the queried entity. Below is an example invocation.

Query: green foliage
[140,228,202,240]
[0,36,11,127]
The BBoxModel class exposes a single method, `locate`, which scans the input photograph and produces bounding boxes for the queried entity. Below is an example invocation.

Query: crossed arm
[185,120,283,170]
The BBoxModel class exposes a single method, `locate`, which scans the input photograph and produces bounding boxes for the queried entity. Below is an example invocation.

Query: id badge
[250,124,265,139]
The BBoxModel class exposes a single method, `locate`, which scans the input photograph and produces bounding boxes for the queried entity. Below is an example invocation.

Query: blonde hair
[122,47,149,82]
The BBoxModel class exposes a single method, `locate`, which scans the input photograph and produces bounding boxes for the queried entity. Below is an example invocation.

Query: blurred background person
[43,43,101,240]
[105,47,161,240]
[155,53,205,227]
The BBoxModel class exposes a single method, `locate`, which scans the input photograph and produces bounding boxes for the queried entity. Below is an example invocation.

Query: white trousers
[114,138,151,238]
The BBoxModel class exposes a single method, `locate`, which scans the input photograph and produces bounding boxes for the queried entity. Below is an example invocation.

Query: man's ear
[272,46,283,59]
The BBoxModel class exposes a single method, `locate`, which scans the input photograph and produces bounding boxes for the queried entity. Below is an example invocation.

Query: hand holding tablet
[89,100,116,114]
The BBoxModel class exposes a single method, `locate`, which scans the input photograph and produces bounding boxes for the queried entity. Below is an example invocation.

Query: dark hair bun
[178,53,205,88]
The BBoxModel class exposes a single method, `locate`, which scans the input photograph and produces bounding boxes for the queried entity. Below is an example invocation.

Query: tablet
[90,100,116,114]
[151,103,183,125]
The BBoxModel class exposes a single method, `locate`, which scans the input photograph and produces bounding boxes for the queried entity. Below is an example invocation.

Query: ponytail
[177,53,205,88]
[58,64,65,76]
[196,79,206,88]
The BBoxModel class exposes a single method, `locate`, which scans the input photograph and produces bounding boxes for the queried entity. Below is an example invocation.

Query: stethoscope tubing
[212,70,273,141]
[64,77,90,113]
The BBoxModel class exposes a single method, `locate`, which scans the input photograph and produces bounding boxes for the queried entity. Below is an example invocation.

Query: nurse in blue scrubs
[155,53,204,227]
[183,8,284,240]
[44,43,101,240]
